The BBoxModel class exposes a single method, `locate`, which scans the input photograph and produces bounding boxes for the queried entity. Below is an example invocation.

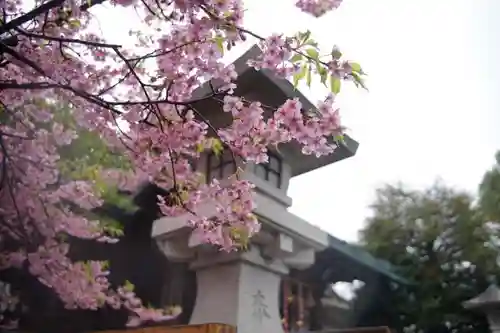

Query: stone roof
[192,44,359,177]
[463,284,500,310]
[326,235,408,284]
[305,235,408,286]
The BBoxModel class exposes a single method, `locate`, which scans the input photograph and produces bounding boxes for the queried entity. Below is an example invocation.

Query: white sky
[92,0,500,243]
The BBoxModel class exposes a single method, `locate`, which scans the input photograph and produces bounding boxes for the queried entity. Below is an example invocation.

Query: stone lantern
[463,284,500,333]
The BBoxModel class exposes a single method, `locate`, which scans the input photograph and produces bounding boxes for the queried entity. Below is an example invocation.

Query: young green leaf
[293,64,307,88]
[213,36,225,55]
[124,280,135,292]
[352,72,368,91]
[196,142,205,153]
[300,30,311,44]
[211,138,224,156]
[331,45,342,59]
[290,53,303,63]
[306,65,312,87]
[350,62,362,73]
[320,72,328,86]
[305,39,319,48]
[69,19,81,28]
[330,75,341,94]
[334,134,345,145]
[306,48,319,61]
[101,261,110,270]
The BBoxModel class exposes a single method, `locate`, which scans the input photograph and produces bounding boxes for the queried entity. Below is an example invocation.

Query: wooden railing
[95,323,236,333]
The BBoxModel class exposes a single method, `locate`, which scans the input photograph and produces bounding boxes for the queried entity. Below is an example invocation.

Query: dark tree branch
[0,0,65,35]
[17,30,122,48]
[0,0,108,47]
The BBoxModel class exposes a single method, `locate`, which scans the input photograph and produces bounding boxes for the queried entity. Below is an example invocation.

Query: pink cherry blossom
[0,0,362,328]
[295,0,343,17]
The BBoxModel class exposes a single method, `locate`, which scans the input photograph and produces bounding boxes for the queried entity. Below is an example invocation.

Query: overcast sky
[93,0,500,243]
[285,0,500,242]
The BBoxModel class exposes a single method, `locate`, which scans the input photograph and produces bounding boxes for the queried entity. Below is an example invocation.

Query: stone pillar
[189,246,288,333]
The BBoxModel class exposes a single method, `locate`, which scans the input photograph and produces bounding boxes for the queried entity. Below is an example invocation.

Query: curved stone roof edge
[326,234,410,285]
[191,44,359,169]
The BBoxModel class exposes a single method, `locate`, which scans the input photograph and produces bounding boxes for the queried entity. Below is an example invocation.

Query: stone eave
[107,184,406,287]
[463,284,500,310]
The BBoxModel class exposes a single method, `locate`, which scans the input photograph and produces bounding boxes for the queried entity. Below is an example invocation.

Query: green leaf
[83,262,92,280]
[211,138,224,156]
[100,186,137,212]
[315,61,322,74]
[293,64,307,88]
[352,71,368,91]
[290,53,303,63]
[330,75,341,94]
[334,134,345,145]
[196,142,205,153]
[299,30,311,44]
[350,62,362,73]
[306,65,312,87]
[99,217,124,237]
[68,19,81,28]
[305,48,319,61]
[213,36,225,55]
[101,261,110,270]
[331,46,342,59]
[304,39,319,48]
[124,280,135,292]
[230,225,251,250]
[319,68,328,86]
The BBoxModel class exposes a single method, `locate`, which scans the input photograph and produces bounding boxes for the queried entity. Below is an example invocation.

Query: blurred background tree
[479,151,500,223]
[358,161,500,333]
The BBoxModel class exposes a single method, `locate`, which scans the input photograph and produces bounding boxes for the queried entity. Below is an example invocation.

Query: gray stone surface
[464,284,500,333]
[189,247,286,333]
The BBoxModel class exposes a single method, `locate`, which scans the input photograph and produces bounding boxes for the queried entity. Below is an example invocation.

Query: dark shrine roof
[328,235,407,284]
[309,235,408,285]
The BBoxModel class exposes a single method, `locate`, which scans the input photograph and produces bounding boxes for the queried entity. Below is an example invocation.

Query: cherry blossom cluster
[295,0,344,17]
[251,34,358,85]
[247,34,299,78]
[0,0,359,328]
[219,95,342,161]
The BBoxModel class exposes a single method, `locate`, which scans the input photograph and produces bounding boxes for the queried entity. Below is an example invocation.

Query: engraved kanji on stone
[252,289,271,323]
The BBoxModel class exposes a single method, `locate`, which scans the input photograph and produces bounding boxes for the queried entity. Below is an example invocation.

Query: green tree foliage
[2,100,135,236]
[479,151,500,223]
[0,102,140,330]
[50,102,136,236]
[359,182,499,333]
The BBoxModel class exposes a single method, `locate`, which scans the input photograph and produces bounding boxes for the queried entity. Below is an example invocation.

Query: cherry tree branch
[0,0,65,35]
[0,0,108,47]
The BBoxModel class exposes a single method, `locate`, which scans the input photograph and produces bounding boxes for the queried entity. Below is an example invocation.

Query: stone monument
[151,44,358,333]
